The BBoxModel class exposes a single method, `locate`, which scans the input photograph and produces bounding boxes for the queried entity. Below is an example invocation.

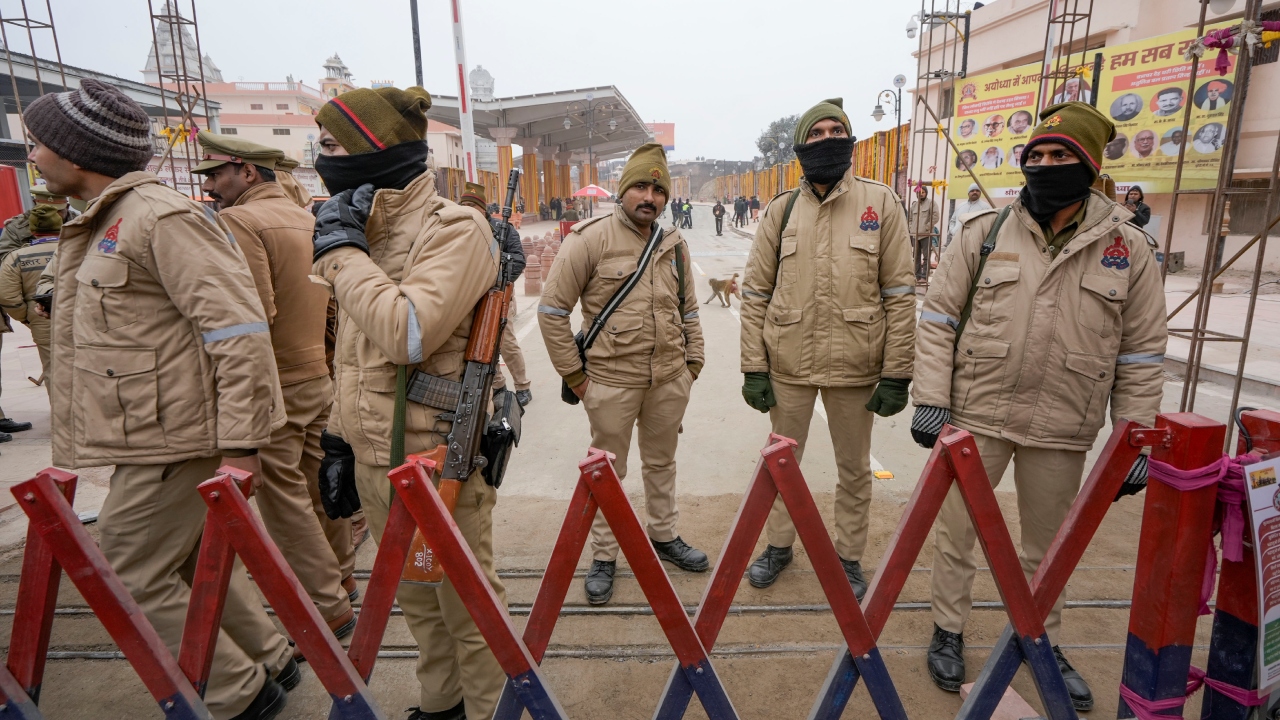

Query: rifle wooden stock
[400,447,461,586]
[463,284,512,364]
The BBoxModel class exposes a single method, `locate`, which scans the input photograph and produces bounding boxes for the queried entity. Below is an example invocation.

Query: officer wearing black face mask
[738,98,916,598]
[910,102,1167,711]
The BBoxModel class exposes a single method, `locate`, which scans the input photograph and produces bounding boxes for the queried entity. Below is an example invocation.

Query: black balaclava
[1018,162,1094,224]
[315,140,429,195]
[794,136,855,188]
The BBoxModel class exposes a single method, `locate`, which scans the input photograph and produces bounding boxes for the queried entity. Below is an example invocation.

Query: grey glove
[911,405,951,448]
[1114,454,1149,502]
[313,183,376,261]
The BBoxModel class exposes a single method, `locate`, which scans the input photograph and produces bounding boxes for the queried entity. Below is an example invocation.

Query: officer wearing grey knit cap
[25,80,298,719]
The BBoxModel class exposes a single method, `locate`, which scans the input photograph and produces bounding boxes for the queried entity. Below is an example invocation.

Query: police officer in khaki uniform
[194,133,357,638]
[739,99,916,598]
[0,205,61,381]
[28,79,294,720]
[310,84,506,720]
[912,102,1167,710]
[0,185,75,440]
[539,143,708,605]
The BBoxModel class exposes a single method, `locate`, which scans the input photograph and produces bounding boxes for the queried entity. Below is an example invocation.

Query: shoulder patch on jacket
[569,214,609,234]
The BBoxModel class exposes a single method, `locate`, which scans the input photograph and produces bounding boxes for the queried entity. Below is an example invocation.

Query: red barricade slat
[7,468,75,704]
[12,471,211,720]
[196,469,384,719]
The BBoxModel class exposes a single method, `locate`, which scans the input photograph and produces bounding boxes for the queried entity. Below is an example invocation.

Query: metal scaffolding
[908,0,969,288]
[1161,0,1280,450]
[1036,0,1096,114]
[146,0,212,201]
[0,0,65,163]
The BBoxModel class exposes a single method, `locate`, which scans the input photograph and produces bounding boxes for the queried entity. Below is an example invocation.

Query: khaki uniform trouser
[491,323,530,392]
[28,316,50,381]
[99,458,292,720]
[766,381,876,560]
[930,430,1086,643]
[256,374,350,621]
[0,332,6,417]
[582,372,693,562]
[355,463,506,716]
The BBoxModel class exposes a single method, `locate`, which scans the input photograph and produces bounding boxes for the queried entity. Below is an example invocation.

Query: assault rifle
[403,168,522,584]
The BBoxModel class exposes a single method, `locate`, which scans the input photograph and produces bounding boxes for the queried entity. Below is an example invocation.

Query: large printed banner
[949,62,1042,200]
[1096,22,1232,195]
[949,23,1231,200]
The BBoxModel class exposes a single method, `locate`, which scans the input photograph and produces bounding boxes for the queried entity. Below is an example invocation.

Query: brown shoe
[326,608,356,639]
[341,575,359,603]
[350,515,369,549]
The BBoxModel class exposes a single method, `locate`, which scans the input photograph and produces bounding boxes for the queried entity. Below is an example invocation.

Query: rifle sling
[580,223,665,353]
[953,205,1012,346]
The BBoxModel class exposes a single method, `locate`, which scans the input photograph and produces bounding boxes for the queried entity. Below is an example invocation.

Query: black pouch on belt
[481,388,525,488]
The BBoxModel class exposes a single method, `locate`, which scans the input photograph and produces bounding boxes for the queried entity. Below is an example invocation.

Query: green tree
[756,115,799,164]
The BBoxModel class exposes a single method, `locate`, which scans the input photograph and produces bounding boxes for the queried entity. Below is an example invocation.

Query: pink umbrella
[573,184,612,198]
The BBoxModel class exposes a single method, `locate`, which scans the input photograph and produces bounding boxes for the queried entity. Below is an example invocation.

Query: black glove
[313,183,376,261]
[1114,454,1149,502]
[911,405,951,448]
[318,430,361,519]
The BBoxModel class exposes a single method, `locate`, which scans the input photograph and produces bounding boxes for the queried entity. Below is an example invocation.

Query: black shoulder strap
[772,188,803,280]
[581,224,665,352]
[953,206,1012,346]
[675,242,687,317]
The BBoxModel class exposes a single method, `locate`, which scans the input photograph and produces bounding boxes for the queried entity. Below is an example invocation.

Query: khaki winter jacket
[313,170,498,467]
[740,171,916,387]
[49,172,285,468]
[539,211,704,389]
[908,198,939,236]
[220,182,329,386]
[912,191,1168,451]
[0,237,56,324]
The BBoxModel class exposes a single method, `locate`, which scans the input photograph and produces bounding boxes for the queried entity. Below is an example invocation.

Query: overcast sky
[43,0,925,161]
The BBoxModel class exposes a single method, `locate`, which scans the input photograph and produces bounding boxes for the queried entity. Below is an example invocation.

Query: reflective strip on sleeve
[743,289,772,300]
[201,322,269,344]
[538,305,571,316]
[683,310,699,321]
[881,285,916,297]
[920,310,958,329]
[1116,353,1165,365]
[406,297,424,364]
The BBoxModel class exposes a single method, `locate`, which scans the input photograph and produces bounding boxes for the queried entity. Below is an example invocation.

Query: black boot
[747,545,793,588]
[0,418,32,434]
[273,657,301,692]
[1053,645,1093,711]
[584,560,616,605]
[927,624,965,692]
[229,674,287,720]
[652,536,709,572]
[840,558,869,601]
[515,389,532,407]
[408,699,466,720]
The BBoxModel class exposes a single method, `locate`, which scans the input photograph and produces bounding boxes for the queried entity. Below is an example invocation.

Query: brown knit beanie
[1020,101,1116,177]
[24,79,153,178]
[316,86,432,155]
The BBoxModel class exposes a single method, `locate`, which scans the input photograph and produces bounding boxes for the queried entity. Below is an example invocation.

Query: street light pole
[872,82,904,195]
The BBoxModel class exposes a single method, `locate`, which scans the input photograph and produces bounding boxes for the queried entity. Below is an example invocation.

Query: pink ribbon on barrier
[1203,28,1238,76]
[1119,666,1267,719]
[1148,454,1257,615]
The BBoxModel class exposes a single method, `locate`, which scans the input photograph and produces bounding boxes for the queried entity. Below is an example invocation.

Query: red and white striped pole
[450,0,478,183]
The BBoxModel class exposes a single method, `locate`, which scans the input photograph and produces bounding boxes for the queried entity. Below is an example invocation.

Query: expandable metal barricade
[3,411,1273,718]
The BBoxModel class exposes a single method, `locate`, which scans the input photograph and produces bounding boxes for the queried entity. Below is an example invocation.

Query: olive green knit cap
[618,143,671,197]
[316,85,433,155]
[29,204,62,235]
[794,98,852,145]
[1021,101,1116,176]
